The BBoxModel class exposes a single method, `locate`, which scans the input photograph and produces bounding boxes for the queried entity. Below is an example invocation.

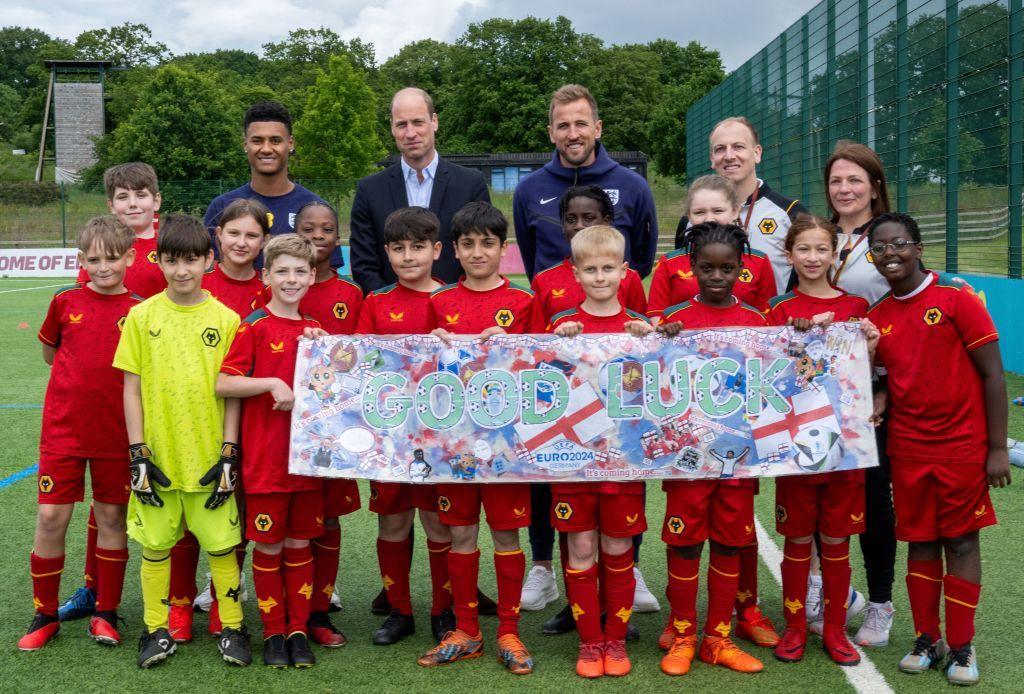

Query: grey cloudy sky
[9,0,817,71]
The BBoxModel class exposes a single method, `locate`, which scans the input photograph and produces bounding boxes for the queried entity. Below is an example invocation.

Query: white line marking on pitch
[755,518,894,694]
[0,283,67,295]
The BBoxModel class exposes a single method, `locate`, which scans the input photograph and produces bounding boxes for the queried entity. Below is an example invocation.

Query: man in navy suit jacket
[350,87,490,292]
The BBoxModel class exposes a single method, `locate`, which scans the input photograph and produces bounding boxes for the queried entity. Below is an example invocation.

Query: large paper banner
[289,326,878,483]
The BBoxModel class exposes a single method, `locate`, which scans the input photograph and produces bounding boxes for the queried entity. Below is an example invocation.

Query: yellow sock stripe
[710,564,740,578]
[253,563,279,572]
[668,571,699,582]
[95,552,129,563]
[783,553,812,562]
[605,561,635,573]
[30,568,64,578]
[494,549,524,557]
[565,567,591,575]
[944,595,978,609]
[312,539,340,551]
[87,523,98,530]
[909,572,943,582]
[284,558,314,568]
[428,544,452,553]
[822,554,850,562]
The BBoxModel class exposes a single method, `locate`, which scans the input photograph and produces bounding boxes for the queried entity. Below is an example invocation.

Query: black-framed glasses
[869,238,916,256]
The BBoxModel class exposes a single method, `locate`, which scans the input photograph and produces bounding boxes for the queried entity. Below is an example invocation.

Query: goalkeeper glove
[129,443,171,507]
[199,442,239,510]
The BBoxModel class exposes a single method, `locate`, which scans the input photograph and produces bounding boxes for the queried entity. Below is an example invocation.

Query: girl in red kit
[866,213,1009,686]
[766,214,879,666]
[203,198,270,318]
[656,221,768,676]
[651,177,780,653]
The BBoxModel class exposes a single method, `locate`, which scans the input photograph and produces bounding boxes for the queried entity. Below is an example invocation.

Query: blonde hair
[77,215,134,255]
[263,233,316,270]
[709,116,760,146]
[570,225,625,264]
[549,83,599,123]
[684,174,740,216]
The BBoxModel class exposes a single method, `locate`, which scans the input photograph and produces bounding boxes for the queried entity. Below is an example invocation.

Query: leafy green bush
[0,180,60,205]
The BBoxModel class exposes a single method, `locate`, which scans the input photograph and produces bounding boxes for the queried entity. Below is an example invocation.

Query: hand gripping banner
[288,325,878,483]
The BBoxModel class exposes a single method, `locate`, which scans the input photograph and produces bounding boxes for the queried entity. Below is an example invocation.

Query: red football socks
[565,564,602,643]
[494,549,526,637]
[377,537,413,615]
[666,550,700,637]
[601,549,635,640]
[168,532,200,607]
[906,558,943,641]
[30,553,64,616]
[780,539,813,627]
[94,547,129,613]
[426,539,452,616]
[820,540,852,628]
[84,507,98,592]
[311,525,341,613]
[943,574,981,649]
[283,545,314,635]
[735,541,759,613]
[705,551,740,638]
[252,549,285,636]
[449,549,481,635]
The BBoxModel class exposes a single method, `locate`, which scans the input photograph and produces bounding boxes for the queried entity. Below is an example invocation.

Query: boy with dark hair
[358,207,457,645]
[204,101,337,266]
[217,234,323,668]
[65,163,166,624]
[20,217,140,651]
[417,201,539,675]
[113,214,250,668]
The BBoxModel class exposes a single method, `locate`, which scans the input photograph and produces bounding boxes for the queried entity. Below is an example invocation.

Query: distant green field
[1,277,1022,693]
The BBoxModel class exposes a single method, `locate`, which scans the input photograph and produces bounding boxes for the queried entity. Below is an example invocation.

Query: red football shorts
[550,489,646,537]
[436,483,530,530]
[37,452,130,505]
[662,480,755,547]
[323,478,361,518]
[369,481,438,514]
[245,489,325,544]
[890,458,996,542]
[775,471,866,538]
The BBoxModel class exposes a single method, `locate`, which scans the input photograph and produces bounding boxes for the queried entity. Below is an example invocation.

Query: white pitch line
[0,283,67,295]
[755,518,894,694]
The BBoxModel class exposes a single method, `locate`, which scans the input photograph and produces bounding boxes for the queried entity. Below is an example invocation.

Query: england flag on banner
[749,387,840,465]
[514,381,614,451]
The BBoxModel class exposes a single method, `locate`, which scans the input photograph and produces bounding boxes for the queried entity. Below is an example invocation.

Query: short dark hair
[384,207,440,244]
[559,185,614,223]
[244,100,292,134]
[104,162,159,198]
[868,212,922,245]
[451,202,508,244]
[294,200,338,230]
[157,213,211,259]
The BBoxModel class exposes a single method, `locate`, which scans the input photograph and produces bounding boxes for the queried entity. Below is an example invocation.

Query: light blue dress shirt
[400,152,439,208]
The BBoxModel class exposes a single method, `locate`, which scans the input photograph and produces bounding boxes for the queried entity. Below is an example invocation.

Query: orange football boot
[735,605,781,648]
[575,641,604,678]
[661,635,698,675]
[417,629,483,667]
[496,634,533,675]
[603,638,631,677]
[699,635,764,673]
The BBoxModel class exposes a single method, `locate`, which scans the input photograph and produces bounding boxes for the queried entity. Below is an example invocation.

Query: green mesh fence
[687,0,1024,278]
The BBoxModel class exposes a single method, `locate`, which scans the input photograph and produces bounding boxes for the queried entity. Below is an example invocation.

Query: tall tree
[292,55,385,182]
[74,22,171,66]
[579,45,663,154]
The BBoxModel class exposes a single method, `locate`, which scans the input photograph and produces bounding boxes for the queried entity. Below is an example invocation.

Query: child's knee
[709,540,739,556]
[942,533,979,559]
[600,534,633,556]
[92,502,127,531]
[35,504,72,536]
[491,528,520,552]
[673,543,703,560]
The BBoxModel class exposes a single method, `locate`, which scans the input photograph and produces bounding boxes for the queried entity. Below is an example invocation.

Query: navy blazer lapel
[428,158,449,214]
[388,164,409,209]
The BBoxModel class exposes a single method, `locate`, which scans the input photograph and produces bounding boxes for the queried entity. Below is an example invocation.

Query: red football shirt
[868,272,998,463]
[427,277,541,334]
[550,304,649,494]
[357,282,435,335]
[662,296,768,329]
[531,258,647,322]
[202,264,264,318]
[38,285,142,457]
[77,235,166,299]
[766,288,869,326]
[299,276,363,335]
[221,309,323,493]
[648,249,775,320]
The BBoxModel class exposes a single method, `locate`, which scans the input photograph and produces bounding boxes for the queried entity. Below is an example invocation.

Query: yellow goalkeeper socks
[140,547,171,632]
[208,548,243,630]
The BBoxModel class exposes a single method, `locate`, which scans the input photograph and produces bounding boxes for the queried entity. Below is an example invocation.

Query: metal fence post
[945,0,960,274]
[896,0,909,212]
[1010,0,1023,279]
[60,181,67,248]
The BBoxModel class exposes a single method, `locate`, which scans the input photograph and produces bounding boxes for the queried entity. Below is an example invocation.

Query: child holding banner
[547,224,652,678]
[867,213,1009,686]
[655,221,767,676]
[418,202,540,675]
[293,200,364,648]
[766,214,878,666]
[357,207,457,646]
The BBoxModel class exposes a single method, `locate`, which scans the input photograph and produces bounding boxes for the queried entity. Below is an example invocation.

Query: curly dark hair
[244,100,292,134]
[682,220,750,264]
